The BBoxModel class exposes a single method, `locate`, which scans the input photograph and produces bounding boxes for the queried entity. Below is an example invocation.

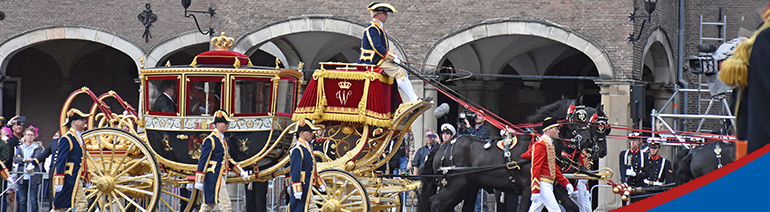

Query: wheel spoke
[109,192,128,212]
[114,189,147,212]
[113,142,137,176]
[114,173,154,184]
[115,184,154,196]
[96,135,109,173]
[109,135,118,175]
[87,192,103,212]
[98,191,108,211]
[339,188,359,202]
[160,196,175,211]
[161,189,191,201]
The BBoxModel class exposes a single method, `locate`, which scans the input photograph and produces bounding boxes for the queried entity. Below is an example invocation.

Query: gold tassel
[719,58,748,89]
[234,58,241,69]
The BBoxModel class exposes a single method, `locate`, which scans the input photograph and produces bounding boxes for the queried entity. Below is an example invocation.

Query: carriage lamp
[627,0,657,42]
[181,0,217,36]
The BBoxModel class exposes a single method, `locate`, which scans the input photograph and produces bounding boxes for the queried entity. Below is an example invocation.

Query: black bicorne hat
[209,110,236,125]
[542,117,559,132]
[63,108,90,127]
[289,118,322,134]
[368,2,398,14]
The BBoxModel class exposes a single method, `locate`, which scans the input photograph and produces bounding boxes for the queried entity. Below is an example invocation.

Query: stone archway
[144,30,211,68]
[0,25,145,74]
[232,15,409,69]
[423,18,614,79]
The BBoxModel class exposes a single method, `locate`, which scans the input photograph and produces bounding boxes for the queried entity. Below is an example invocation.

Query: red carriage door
[231,76,272,117]
[186,76,224,116]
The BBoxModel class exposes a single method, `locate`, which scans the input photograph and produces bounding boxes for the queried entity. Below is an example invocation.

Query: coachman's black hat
[542,117,559,132]
[209,110,236,125]
[63,108,90,127]
[368,2,398,14]
[289,118,322,134]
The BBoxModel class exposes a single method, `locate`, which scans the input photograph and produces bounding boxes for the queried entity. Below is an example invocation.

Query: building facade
[0,0,766,209]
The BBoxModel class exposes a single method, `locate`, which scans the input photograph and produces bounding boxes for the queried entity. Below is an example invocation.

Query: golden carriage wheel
[314,169,370,212]
[80,127,161,212]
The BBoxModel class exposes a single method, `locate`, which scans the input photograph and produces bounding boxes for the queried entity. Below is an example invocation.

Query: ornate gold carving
[211,32,235,51]
[165,60,171,67]
[275,58,282,70]
[338,81,352,89]
[139,57,145,69]
[163,134,173,151]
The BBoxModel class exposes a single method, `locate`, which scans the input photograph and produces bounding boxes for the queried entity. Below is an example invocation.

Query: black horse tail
[417,148,439,212]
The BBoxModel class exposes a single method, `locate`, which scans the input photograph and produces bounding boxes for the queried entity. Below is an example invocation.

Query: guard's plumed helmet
[368,2,397,17]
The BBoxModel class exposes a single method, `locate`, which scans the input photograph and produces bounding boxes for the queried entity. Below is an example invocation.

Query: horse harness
[435,135,530,187]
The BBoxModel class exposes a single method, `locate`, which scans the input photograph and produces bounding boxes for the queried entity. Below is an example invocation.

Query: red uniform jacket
[521,135,571,194]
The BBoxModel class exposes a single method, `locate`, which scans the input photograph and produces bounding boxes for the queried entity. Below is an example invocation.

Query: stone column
[595,80,632,211]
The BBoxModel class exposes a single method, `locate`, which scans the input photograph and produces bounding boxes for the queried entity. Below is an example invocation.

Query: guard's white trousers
[528,182,561,212]
[379,61,419,102]
[570,179,591,212]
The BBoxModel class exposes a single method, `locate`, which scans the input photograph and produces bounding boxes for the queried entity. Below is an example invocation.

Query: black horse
[674,140,735,186]
[418,99,609,212]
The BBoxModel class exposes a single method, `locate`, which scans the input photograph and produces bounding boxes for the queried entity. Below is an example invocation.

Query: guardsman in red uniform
[194,110,249,212]
[522,117,574,212]
[288,119,325,212]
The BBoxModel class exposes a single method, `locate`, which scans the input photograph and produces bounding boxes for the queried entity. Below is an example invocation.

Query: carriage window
[146,77,179,115]
[232,78,271,116]
[186,77,223,116]
[275,77,296,116]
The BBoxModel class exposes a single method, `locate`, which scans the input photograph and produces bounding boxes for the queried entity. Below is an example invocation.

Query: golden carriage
[58,33,430,212]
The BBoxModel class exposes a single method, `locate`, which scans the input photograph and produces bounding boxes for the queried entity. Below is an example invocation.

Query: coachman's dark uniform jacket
[195,131,244,204]
[641,155,672,186]
[289,138,322,212]
[52,129,85,209]
[358,20,392,66]
[619,148,646,187]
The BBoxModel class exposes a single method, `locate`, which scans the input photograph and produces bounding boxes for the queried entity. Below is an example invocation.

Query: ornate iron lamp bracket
[182,0,216,36]
[138,3,157,43]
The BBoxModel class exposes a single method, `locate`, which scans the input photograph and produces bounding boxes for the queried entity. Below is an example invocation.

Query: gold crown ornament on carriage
[189,32,253,68]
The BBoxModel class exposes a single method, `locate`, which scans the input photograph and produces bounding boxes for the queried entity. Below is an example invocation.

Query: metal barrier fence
[591,184,622,212]
[0,170,424,212]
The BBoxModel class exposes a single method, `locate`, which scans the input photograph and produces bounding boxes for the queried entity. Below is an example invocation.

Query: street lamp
[181,0,217,36]
[627,0,657,42]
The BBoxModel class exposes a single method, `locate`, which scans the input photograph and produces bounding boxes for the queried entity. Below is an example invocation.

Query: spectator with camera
[411,130,438,175]
[459,110,491,148]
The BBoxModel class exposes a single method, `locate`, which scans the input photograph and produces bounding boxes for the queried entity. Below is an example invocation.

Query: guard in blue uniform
[288,119,325,212]
[51,109,89,212]
[641,139,672,187]
[359,2,427,103]
[619,132,646,188]
[194,110,249,212]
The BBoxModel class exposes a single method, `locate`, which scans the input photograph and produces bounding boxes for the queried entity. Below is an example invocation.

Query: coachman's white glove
[194,182,204,190]
[54,184,63,193]
[185,183,194,191]
[240,171,249,180]
[7,176,16,192]
[566,183,575,196]
[25,163,34,174]
[626,168,636,177]
[318,184,326,193]
[293,191,303,200]
[393,57,402,64]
